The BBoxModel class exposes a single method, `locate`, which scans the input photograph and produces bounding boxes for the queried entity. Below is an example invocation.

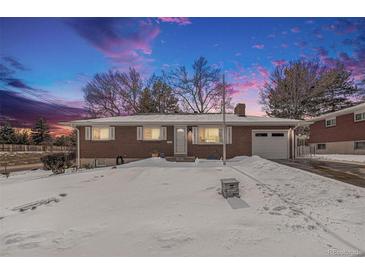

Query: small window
[325,118,336,127]
[272,133,285,137]
[92,127,111,140]
[354,141,365,150]
[317,144,326,150]
[143,127,161,140]
[354,112,365,122]
[199,128,222,144]
[255,133,268,137]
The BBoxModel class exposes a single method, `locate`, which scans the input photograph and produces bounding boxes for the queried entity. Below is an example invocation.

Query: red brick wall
[187,126,291,158]
[78,126,175,158]
[309,113,365,143]
[78,125,291,159]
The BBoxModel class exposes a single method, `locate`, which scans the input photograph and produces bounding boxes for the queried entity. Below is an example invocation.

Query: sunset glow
[1,18,364,136]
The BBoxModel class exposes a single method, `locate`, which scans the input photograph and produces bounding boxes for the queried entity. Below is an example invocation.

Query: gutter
[59,121,301,127]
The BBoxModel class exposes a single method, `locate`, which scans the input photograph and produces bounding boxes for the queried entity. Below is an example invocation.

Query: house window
[272,133,285,137]
[354,141,365,150]
[317,144,326,150]
[143,127,161,140]
[325,118,336,127]
[354,112,365,122]
[198,127,222,144]
[255,133,268,137]
[92,127,111,140]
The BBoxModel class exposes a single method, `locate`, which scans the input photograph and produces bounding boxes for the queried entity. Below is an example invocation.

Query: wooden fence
[0,144,70,152]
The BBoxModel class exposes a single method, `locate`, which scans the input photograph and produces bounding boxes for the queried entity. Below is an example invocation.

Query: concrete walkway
[274,159,365,188]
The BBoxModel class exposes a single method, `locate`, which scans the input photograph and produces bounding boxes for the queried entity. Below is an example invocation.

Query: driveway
[273,159,365,188]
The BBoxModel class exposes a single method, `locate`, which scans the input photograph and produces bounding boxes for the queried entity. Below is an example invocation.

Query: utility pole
[222,74,226,166]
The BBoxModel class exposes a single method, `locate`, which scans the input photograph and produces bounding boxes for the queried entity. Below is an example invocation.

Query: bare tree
[116,67,143,114]
[168,57,230,113]
[83,68,143,117]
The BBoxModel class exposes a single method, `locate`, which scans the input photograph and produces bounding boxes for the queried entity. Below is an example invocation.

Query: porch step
[166,156,196,162]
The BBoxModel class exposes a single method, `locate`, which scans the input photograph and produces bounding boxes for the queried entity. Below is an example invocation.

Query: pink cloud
[271,59,287,66]
[281,43,289,48]
[291,27,301,33]
[68,18,160,68]
[233,80,263,90]
[227,64,269,98]
[322,19,362,35]
[252,44,264,49]
[158,17,191,26]
[313,28,324,39]
[294,41,307,48]
[257,66,270,78]
[313,47,365,82]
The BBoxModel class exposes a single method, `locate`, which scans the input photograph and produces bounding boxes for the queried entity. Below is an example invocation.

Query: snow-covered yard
[307,154,365,164]
[0,156,364,256]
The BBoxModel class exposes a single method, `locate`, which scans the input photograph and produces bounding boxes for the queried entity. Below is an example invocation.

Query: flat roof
[60,113,301,127]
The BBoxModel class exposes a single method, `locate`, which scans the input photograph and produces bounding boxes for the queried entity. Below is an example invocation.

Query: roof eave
[59,121,300,127]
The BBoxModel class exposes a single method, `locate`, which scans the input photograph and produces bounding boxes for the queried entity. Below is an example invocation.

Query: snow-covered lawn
[308,154,365,164]
[1,156,364,256]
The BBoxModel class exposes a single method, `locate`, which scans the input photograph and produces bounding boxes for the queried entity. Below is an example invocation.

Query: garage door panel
[252,131,288,159]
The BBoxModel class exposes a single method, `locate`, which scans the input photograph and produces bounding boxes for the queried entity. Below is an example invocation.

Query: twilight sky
[1,17,364,135]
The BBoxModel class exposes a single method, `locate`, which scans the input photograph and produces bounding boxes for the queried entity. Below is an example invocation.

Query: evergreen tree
[0,122,16,144]
[150,78,180,113]
[260,60,361,119]
[53,130,77,147]
[315,64,359,114]
[138,88,157,113]
[14,130,30,145]
[31,118,51,145]
[138,77,180,113]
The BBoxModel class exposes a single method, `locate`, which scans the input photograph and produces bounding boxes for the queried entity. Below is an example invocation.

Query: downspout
[291,128,295,159]
[75,126,80,168]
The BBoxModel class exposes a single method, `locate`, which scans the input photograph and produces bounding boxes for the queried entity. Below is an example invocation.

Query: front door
[174,126,187,155]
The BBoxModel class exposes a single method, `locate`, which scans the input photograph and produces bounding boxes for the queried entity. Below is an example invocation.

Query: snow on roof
[60,113,301,127]
[307,102,365,122]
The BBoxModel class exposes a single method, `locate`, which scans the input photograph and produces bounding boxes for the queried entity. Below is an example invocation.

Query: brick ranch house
[307,102,365,155]
[61,104,300,167]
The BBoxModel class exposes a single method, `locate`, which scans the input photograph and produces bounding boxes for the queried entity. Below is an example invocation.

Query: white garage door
[252,130,289,159]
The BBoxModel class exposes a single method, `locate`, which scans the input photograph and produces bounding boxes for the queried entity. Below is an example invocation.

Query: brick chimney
[234,103,246,116]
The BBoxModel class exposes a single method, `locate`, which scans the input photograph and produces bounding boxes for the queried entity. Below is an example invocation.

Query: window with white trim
[354,141,365,150]
[92,127,111,140]
[354,112,365,122]
[325,118,336,127]
[198,127,223,144]
[143,127,161,141]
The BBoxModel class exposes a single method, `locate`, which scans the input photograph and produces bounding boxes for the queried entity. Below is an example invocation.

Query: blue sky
[1,17,364,134]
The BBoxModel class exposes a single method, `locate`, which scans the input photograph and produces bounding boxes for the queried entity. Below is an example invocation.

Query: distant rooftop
[306,102,365,122]
[60,113,300,127]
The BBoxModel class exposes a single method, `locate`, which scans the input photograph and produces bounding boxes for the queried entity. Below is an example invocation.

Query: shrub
[40,152,75,174]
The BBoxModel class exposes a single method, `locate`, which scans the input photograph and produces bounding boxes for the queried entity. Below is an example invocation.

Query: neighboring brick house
[61,104,300,167]
[308,102,365,155]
